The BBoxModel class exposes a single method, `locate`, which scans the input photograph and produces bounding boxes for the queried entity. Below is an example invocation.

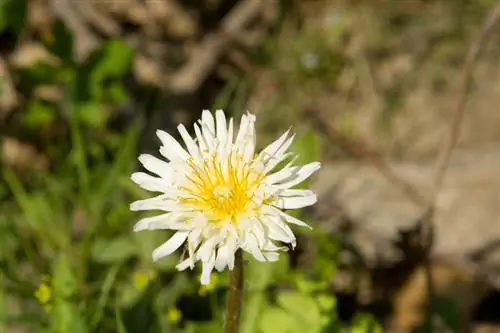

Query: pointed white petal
[263,252,280,262]
[215,109,227,145]
[131,172,168,192]
[177,124,201,161]
[274,193,317,209]
[138,154,170,178]
[273,208,312,229]
[152,231,189,261]
[156,130,189,161]
[201,110,216,135]
[133,213,179,231]
[176,258,192,271]
[258,129,290,163]
[274,162,321,189]
[200,252,216,285]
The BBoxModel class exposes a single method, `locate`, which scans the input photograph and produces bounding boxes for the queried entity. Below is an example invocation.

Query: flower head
[130,110,320,285]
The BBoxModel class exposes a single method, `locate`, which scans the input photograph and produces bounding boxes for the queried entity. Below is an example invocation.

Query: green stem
[224,250,244,333]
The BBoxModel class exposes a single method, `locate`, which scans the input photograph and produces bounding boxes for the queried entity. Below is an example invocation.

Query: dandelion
[130,109,320,285]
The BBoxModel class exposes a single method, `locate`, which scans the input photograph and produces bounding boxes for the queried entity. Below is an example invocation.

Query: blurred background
[2,0,500,332]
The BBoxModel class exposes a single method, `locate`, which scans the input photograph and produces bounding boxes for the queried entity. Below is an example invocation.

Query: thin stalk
[224,250,244,333]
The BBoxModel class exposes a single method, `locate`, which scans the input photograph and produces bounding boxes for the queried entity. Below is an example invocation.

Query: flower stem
[224,250,244,333]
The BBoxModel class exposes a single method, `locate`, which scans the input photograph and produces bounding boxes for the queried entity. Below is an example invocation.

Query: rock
[312,145,500,268]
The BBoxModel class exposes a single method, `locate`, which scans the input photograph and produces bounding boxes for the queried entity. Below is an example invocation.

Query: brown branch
[421,2,500,329]
[164,1,263,94]
[430,2,500,204]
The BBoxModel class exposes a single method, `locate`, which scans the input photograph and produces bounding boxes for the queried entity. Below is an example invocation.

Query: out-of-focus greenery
[4,0,494,331]
[0,2,382,331]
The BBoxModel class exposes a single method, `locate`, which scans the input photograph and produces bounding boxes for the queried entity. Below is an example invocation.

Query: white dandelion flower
[130,109,321,285]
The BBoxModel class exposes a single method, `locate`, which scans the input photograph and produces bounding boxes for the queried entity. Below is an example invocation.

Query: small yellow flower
[34,276,52,313]
[198,272,218,296]
[133,269,156,291]
[34,282,52,305]
[167,306,182,324]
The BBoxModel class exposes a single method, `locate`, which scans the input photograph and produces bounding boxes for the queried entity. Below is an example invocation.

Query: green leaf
[78,39,133,101]
[241,255,290,333]
[89,264,121,330]
[291,129,320,166]
[24,100,56,127]
[51,254,87,333]
[91,236,136,263]
[277,291,321,325]
[46,20,74,64]
[0,0,26,35]
[115,305,128,333]
[258,307,295,333]
[76,102,107,128]
[349,313,382,333]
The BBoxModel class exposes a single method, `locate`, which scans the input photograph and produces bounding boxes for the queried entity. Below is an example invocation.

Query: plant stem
[224,250,244,333]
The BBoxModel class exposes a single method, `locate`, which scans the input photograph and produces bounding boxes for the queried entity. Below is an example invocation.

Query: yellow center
[180,154,261,223]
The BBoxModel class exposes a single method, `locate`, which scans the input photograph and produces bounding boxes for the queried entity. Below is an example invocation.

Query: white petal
[156,130,189,161]
[177,124,201,161]
[176,258,192,271]
[262,215,296,246]
[133,213,179,231]
[274,162,321,189]
[226,236,238,270]
[234,115,249,146]
[152,231,189,261]
[194,124,209,156]
[262,239,288,252]
[200,110,216,149]
[273,208,312,229]
[258,129,290,163]
[264,165,296,185]
[215,245,229,272]
[131,172,169,192]
[278,188,316,198]
[138,154,170,177]
[274,194,317,209]
[201,110,216,136]
[130,195,171,211]
[263,252,280,262]
[200,252,216,285]
[241,232,266,261]
[263,136,295,173]
[197,236,220,262]
[215,109,227,146]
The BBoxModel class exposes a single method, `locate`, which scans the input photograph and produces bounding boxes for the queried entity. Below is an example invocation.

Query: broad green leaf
[258,307,295,333]
[241,256,290,333]
[91,236,136,263]
[291,129,320,167]
[277,291,321,326]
